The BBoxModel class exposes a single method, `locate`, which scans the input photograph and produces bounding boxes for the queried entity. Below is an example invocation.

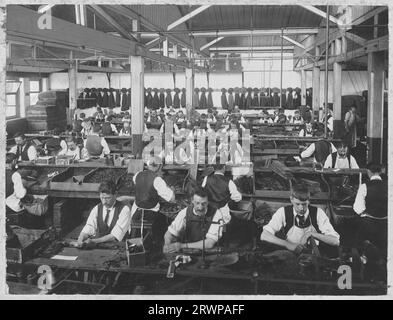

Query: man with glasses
[260,184,339,255]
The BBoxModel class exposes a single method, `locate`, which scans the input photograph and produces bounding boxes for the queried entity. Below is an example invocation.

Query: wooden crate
[49,167,100,192]
[53,199,83,236]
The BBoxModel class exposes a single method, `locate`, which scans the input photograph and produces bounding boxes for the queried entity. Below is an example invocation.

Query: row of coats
[78,88,131,111]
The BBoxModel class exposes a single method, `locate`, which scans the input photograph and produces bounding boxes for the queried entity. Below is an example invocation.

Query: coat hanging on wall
[207,88,214,108]
[90,88,98,107]
[234,87,240,107]
[165,89,173,108]
[120,88,128,111]
[227,88,235,112]
[193,88,200,108]
[306,88,313,108]
[102,88,109,108]
[115,89,121,108]
[259,88,266,107]
[96,88,103,107]
[221,88,229,109]
[127,88,131,109]
[147,88,154,109]
[152,88,160,110]
[281,89,287,109]
[180,88,186,108]
[286,87,294,109]
[144,88,147,107]
[245,87,253,109]
[77,89,84,109]
[159,88,165,109]
[264,88,272,107]
[173,88,181,109]
[272,88,280,108]
[239,87,246,109]
[294,87,301,108]
[108,88,116,109]
[199,87,207,108]
[252,88,259,108]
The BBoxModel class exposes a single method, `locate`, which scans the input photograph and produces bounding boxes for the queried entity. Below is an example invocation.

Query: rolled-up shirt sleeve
[300,143,315,159]
[154,177,174,202]
[353,183,367,215]
[28,145,37,161]
[12,172,26,199]
[316,208,340,240]
[111,205,132,241]
[229,180,242,202]
[168,208,187,238]
[263,208,285,236]
[9,145,17,154]
[101,138,111,155]
[81,205,98,237]
[206,209,229,242]
[350,156,359,169]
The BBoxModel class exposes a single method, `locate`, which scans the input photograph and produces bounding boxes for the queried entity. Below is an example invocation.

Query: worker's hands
[163,242,183,254]
[286,242,305,255]
[300,231,316,245]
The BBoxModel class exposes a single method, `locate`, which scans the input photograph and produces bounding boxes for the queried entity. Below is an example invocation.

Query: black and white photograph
[1,2,390,298]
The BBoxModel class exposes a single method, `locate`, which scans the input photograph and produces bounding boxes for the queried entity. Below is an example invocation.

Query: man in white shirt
[58,136,81,160]
[9,132,37,162]
[300,140,337,165]
[77,180,132,245]
[82,124,111,158]
[260,184,339,255]
[324,141,359,169]
[298,122,314,137]
[352,163,387,253]
[6,170,27,213]
[163,187,228,253]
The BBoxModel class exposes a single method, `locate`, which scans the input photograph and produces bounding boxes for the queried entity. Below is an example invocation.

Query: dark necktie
[104,208,110,226]
[296,214,306,228]
[17,146,22,159]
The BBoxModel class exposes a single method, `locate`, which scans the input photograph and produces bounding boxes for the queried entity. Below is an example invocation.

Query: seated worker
[77,180,132,245]
[274,109,287,124]
[82,124,111,159]
[163,187,229,253]
[8,132,37,162]
[73,112,85,132]
[58,136,81,160]
[298,122,314,137]
[201,163,242,221]
[353,163,387,254]
[81,118,93,136]
[43,128,67,156]
[131,157,175,246]
[300,139,337,165]
[292,110,304,125]
[119,119,131,136]
[259,111,273,124]
[324,141,359,169]
[101,115,118,136]
[260,184,340,254]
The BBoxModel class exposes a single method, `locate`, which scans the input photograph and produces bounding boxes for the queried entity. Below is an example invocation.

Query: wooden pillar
[130,55,144,158]
[367,51,384,163]
[172,44,178,59]
[68,59,77,125]
[312,46,320,121]
[132,19,140,42]
[185,68,194,119]
[42,78,49,92]
[163,39,169,57]
[19,78,30,118]
[333,38,343,138]
[225,54,230,72]
[301,69,306,105]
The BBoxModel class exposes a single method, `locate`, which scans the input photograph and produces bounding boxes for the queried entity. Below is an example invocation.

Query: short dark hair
[79,113,86,119]
[98,180,117,195]
[367,162,382,174]
[337,140,348,149]
[14,132,25,139]
[213,163,226,171]
[290,183,310,201]
[192,187,208,199]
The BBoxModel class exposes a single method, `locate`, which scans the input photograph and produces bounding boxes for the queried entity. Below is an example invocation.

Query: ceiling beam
[141,28,319,38]
[350,6,387,26]
[200,37,224,51]
[344,32,367,47]
[295,34,387,70]
[89,5,138,42]
[281,35,305,49]
[300,5,342,25]
[209,46,294,52]
[167,5,211,30]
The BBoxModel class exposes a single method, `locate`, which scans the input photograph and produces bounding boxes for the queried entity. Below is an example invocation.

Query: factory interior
[3,4,389,295]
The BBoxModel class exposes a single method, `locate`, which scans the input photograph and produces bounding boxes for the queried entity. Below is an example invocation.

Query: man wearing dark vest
[324,141,359,169]
[300,140,336,165]
[9,132,37,162]
[353,163,387,253]
[77,180,132,245]
[163,187,227,253]
[82,124,110,159]
[101,115,118,136]
[202,163,242,223]
[298,122,314,137]
[260,184,339,254]
[130,157,175,246]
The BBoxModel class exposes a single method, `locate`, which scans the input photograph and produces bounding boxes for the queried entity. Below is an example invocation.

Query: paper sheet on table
[51,255,78,261]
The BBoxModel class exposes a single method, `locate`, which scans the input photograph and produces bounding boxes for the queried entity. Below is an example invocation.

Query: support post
[301,69,306,105]
[19,78,30,118]
[68,58,77,125]
[312,46,320,121]
[333,38,344,139]
[367,51,384,163]
[185,68,194,119]
[130,55,144,158]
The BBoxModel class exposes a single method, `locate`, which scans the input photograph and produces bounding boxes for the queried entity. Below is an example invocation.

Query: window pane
[6,81,21,94]
[30,81,40,92]
[6,106,16,118]
[6,94,16,106]
[30,93,39,105]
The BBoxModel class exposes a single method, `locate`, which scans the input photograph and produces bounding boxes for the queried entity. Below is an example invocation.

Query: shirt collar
[214,172,225,176]
[293,207,309,219]
[370,175,382,181]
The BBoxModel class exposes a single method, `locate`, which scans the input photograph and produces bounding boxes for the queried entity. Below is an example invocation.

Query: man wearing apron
[260,184,339,255]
